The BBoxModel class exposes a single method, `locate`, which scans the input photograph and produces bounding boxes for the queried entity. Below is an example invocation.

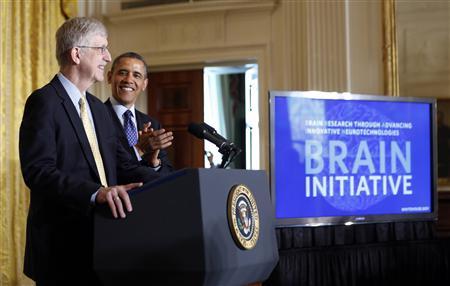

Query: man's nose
[125,72,137,82]
[104,50,112,62]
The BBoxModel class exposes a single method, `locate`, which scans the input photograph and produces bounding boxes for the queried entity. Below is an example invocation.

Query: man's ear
[142,78,148,91]
[70,47,81,65]
[107,70,112,84]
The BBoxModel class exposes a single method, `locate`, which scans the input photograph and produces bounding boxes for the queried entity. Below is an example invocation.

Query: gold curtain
[0,1,77,285]
[382,0,399,96]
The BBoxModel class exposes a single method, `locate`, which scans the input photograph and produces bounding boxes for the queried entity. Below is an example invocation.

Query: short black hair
[110,52,149,78]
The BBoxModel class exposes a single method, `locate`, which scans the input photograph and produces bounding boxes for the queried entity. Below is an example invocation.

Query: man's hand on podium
[96,182,143,218]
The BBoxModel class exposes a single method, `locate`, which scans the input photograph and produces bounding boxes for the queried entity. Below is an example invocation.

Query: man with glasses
[19,17,160,285]
[77,45,109,54]
[105,52,174,173]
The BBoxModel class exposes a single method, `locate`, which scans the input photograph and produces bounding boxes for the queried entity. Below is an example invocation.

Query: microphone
[188,122,242,168]
[188,122,230,150]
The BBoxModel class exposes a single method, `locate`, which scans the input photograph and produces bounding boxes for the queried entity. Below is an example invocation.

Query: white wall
[396,1,450,99]
[81,0,385,170]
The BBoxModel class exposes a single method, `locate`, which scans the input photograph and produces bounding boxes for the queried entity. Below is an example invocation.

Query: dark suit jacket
[105,99,173,174]
[19,76,160,285]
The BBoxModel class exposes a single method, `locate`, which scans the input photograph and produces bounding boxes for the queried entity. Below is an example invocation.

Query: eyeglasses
[77,45,109,55]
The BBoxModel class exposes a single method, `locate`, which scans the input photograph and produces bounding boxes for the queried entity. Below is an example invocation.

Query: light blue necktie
[123,110,138,147]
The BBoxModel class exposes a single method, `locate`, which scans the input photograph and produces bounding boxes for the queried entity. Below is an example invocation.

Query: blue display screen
[271,92,435,223]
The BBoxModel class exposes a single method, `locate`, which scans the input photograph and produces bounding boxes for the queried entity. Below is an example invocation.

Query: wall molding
[105,0,277,23]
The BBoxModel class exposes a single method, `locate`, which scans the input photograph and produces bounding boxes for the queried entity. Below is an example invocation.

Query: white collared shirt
[57,73,96,129]
[57,73,101,203]
[109,97,142,161]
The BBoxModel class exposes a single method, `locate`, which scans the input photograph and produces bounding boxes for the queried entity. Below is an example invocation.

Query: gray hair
[55,17,108,67]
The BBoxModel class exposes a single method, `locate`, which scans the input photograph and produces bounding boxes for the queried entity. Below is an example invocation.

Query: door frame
[141,45,270,170]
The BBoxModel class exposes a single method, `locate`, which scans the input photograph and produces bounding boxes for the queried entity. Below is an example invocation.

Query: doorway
[203,64,259,169]
[147,64,259,170]
[147,69,204,169]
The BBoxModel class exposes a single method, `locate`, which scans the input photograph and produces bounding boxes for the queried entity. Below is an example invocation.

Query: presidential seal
[227,184,260,250]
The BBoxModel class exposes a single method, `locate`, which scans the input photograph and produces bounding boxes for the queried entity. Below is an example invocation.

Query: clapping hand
[136,122,173,167]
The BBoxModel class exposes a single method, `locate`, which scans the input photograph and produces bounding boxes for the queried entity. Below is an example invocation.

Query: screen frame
[269,91,438,227]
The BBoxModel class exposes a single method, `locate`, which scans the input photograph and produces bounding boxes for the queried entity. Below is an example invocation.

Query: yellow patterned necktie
[79,95,108,187]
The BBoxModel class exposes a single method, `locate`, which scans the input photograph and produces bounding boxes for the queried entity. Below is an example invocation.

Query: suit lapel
[51,77,102,184]
[135,110,144,130]
[135,109,156,130]
[105,99,128,144]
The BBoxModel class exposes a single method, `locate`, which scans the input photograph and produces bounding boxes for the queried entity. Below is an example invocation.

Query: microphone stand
[219,152,231,169]
[218,143,241,169]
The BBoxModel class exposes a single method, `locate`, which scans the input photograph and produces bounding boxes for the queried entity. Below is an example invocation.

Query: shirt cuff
[90,188,101,205]
[141,153,162,170]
